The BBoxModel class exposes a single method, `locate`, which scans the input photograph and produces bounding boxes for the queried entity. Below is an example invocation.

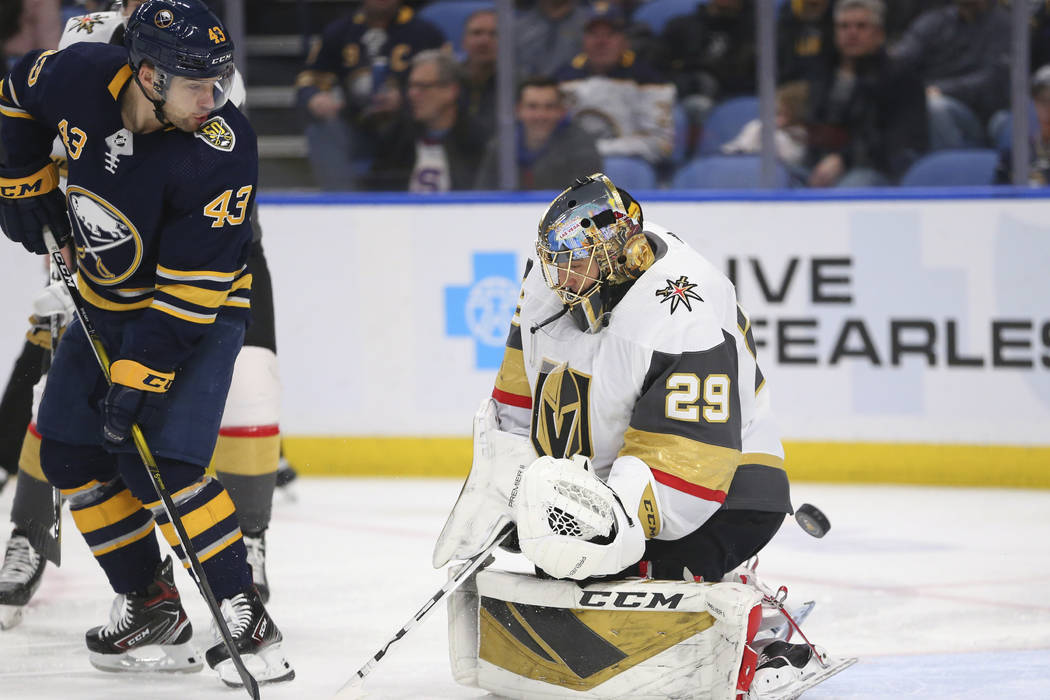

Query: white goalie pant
[219,346,281,428]
[448,569,764,700]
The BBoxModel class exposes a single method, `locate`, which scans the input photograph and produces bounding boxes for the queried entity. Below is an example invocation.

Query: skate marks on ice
[0,480,1049,698]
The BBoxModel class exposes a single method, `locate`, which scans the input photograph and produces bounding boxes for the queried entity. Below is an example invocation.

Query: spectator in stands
[995,65,1050,186]
[2,0,59,65]
[459,9,497,140]
[777,0,833,85]
[722,81,810,169]
[1032,3,1050,80]
[516,0,590,79]
[365,50,487,191]
[882,0,950,45]
[889,0,1010,150]
[295,0,446,189]
[805,0,927,187]
[656,0,756,130]
[556,4,674,165]
[475,76,602,190]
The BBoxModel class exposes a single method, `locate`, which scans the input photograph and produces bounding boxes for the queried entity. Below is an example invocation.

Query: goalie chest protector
[459,570,763,700]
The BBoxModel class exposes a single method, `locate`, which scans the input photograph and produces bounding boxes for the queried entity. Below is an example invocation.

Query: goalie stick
[42,230,260,700]
[335,519,516,698]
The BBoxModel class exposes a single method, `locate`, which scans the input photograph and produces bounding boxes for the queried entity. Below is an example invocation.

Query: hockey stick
[43,256,63,566]
[335,519,516,698]
[42,230,261,700]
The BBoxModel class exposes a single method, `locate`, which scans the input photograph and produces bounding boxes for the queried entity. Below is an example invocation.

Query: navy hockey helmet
[536,173,652,333]
[125,0,235,114]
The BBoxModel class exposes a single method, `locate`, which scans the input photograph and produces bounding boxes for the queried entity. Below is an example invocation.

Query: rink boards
[257,190,1050,488]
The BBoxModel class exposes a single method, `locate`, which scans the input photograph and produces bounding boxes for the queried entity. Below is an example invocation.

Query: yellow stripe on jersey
[156,264,237,283]
[150,300,217,324]
[156,490,236,542]
[0,104,33,120]
[77,273,154,311]
[156,282,230,309]
[108,64,133,100]
[494,345,531,398]
[619,427,738,494]
[741,452,784,469]
[70,488,145,533]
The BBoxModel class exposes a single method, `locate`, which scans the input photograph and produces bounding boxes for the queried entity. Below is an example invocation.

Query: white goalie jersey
[492,224,785,543]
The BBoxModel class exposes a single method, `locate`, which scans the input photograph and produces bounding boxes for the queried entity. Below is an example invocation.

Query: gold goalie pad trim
[471,570,761,698]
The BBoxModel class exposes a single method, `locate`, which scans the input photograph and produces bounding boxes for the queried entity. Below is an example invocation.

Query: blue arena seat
[671,155,790,189]
[602,156,658,190]
[417,1,494,54]
[898,149,1000,187]
[633,0,705,36]
[698,96,760,155]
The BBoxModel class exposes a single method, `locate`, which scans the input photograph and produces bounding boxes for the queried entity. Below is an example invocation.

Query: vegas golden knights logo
[530,361,593,459]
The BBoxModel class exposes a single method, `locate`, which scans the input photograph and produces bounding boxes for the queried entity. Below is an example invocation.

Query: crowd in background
[4,0,1050,191]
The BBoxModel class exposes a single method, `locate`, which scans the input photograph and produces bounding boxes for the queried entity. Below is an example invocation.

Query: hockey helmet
[536,173,652,333]
[125,0,235,112]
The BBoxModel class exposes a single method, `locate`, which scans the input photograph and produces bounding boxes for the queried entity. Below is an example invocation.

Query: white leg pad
[453,569,763,700]
[220,346,281,427]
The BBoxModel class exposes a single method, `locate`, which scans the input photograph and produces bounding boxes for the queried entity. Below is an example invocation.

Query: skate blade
[0,604,25,630]
[216,642,295,687]
[752,656,858,700]
[89,644,204,673]
[765,600,816,643]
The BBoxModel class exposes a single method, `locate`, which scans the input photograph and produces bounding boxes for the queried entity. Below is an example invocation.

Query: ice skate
[0,530,46,630]
[243,530,270,603]
[748,640,857,700]
[205,585,294,687]
[86,556,202,673]
[275,455,298,501]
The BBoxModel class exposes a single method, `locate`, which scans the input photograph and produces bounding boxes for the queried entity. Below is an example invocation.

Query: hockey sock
[212,425,279,533]
[63,478,161,593]
[145,476,251,600]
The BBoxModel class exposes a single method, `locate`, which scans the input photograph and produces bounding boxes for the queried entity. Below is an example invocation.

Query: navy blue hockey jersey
[0,42,257,374]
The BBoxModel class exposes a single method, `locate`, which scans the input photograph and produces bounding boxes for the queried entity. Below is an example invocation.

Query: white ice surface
[1,478,1049,699]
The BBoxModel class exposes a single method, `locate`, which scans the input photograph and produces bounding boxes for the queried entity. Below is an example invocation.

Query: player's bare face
[163,76,221,132]
[558,256,598,296]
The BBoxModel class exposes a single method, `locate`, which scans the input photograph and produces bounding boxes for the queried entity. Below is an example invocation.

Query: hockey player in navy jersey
[0,0,293,630]
[433,174,852,699]
[0,0,293,685]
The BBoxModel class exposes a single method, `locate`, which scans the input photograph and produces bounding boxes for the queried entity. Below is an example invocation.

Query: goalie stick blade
[753,656,858,700]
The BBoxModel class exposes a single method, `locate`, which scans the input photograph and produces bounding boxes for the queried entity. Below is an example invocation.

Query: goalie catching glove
[514,455,645,581]
[0,159,71,255]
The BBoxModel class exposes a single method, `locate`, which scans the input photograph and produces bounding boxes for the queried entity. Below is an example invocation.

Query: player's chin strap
[132,70,173,129]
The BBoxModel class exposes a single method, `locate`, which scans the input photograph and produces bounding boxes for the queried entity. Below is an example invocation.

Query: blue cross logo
[445,252,520,369]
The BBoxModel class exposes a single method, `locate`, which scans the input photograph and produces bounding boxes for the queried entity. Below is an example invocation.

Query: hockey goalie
[433,174,855,699]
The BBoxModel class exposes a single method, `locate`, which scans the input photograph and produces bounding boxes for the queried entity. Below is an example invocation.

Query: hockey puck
[795,503,831,538]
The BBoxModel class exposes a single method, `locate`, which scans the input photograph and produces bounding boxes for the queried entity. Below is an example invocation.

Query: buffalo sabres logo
[66,187,143,285]
[71,13,105,34]
[195,116,235,152]
[531,361,593,459]
[656,275,702,314]
[154,9,174,28]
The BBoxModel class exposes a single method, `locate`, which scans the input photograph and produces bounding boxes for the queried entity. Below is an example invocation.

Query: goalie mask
[536,173,653,333]
[125,0,236,125]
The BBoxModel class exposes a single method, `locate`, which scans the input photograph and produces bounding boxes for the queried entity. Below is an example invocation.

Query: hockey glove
[101,360,174,445]
[0,159,71,255]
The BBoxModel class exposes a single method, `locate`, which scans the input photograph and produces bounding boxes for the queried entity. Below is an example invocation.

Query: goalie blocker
[448,569,764,700]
